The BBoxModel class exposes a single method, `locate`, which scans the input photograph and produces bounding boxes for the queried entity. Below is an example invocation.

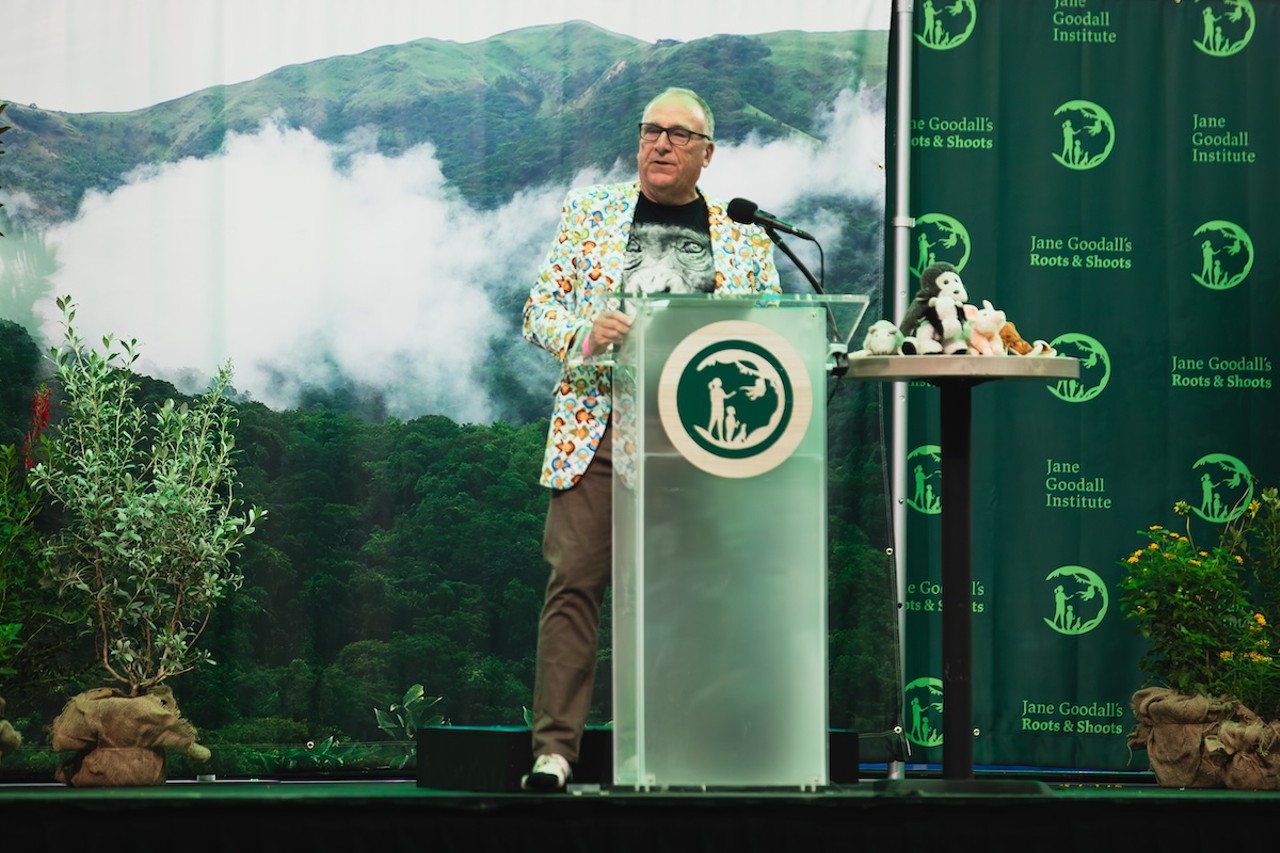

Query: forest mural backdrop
[0,13,897,775]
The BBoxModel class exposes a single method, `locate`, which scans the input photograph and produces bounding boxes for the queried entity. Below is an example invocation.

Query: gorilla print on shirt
[624,194,715,294]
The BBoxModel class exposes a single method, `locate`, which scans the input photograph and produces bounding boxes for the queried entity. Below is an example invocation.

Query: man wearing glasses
[520,87,779,792]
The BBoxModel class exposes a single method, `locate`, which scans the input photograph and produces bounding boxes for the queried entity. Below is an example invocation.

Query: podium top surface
[844,354,1081,383]
[618,292,870,308]
[569,292,873,367]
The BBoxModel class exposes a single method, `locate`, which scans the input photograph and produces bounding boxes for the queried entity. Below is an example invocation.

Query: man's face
[636,95,714,206]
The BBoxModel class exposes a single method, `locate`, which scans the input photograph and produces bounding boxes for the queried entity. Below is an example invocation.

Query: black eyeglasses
[638,123,712,146]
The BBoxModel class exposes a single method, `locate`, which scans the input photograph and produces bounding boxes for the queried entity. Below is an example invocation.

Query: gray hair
[643,87,715,139]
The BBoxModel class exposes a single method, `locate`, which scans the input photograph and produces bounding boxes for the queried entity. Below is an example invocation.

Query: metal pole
[888,0,916,781]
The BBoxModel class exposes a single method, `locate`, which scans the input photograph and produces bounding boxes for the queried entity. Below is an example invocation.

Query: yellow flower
[1221,650,1234,660]
[1148,543,1160,551]
[1127,555,1139,564]
[1256,613,1267,627]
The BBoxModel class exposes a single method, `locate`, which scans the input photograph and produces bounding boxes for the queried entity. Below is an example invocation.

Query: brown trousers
[530,425,613,763]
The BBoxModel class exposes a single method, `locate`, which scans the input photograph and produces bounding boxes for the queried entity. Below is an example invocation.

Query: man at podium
[520,86,780,791]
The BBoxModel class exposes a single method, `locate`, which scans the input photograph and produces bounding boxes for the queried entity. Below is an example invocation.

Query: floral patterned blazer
[522,180,780,489]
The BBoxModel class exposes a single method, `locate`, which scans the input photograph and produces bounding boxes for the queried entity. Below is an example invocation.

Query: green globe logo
[1047,335,1110,403]
[1190,453,1253,524]
[1044,566,1108,636]
[910,213,971,278]
[915,0,977,50]
[1193,220,1253,291]
[675,339,792,459]
[658,320,813,479]
[904,676,945,748]
[906,445,943,515]
[1193,0,1255,57]
[1053,100,1116,170]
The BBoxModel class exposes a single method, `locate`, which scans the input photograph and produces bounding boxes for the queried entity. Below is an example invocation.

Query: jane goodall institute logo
[658,320,812,479]
[910,213,971,278]
[1189,453,1254,524]
[906,444,943,515]
[1053,100,1115,170]
[915,0,977,50]
[1043,565,1109,636]
[1193,220,1253,291]
[1047,334,1110,403]
[1193,0,1255,57]
[904,676,945,748]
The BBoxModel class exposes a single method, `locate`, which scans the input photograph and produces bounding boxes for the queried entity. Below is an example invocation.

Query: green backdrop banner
[903,0,1279,771]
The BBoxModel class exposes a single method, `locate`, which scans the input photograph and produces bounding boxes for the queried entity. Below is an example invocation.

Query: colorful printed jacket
[522,180,780,489]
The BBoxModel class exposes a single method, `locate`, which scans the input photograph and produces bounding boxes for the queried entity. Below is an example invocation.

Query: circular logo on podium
[658,320,812,478]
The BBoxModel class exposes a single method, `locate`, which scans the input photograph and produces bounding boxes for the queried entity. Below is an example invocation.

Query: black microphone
[727,198,816,241]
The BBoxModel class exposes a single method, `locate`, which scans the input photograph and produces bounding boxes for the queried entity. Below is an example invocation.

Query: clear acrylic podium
[606,292,867,789]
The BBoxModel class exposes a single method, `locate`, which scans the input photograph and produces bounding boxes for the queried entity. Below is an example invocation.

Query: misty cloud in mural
[29,88,884,423]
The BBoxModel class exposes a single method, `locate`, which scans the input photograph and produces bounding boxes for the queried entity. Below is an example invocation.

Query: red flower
[22,384,51,469]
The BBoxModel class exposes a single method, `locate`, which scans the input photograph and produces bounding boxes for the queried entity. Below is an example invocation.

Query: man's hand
[588,310,633,354]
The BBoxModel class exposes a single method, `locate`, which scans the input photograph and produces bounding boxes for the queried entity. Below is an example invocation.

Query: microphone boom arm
[764,226,848,378]
[765,226,824,296]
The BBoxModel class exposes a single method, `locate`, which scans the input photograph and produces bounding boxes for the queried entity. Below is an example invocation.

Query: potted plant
[1119,485,1280,789]
[28,296,264,786]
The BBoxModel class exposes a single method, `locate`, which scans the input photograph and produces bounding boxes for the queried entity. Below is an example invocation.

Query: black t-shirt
[623,193,715,293]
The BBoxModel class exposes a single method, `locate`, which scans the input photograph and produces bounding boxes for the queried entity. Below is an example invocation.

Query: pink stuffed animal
[964,299,1006,355]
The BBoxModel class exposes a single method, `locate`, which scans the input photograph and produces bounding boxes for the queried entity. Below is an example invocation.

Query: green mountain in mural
[1,22,887,218]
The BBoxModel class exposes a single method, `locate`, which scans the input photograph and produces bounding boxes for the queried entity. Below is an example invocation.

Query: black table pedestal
[844,355,1081,791]
[939,379,974,779]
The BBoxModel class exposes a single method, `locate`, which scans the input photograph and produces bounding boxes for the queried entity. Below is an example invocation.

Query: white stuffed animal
[904,268,969,355]
[850,319,904,357]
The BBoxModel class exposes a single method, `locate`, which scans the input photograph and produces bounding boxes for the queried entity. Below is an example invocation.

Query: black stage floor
[2,772,1277,853]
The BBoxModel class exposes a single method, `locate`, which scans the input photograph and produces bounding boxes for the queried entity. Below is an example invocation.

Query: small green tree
[375,683,445,740]
[29,296,264,696]
[374,683,445,771]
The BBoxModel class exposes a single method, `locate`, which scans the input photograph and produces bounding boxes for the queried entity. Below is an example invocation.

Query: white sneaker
[521,753,571,791]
